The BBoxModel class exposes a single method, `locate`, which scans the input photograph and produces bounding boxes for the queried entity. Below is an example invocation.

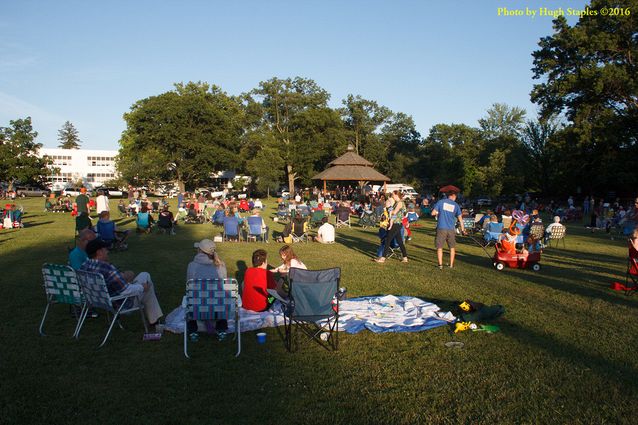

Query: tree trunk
[287,164,295,195]
[176,168,185,192]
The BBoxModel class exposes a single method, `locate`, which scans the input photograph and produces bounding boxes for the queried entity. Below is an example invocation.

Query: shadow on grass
[500,318,638,392]
[23,218,54,226]
[507,264,638,310]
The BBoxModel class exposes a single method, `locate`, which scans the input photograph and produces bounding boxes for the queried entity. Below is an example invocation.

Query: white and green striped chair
[39,264,84,337]
[75,270,148,347]
[182,278,241,358]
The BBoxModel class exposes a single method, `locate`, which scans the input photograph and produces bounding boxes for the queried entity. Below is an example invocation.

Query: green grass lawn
[1,197,637,424]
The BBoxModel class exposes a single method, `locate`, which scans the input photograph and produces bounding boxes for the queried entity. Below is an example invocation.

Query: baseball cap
[194,239,216,255]
[86,239,110,257]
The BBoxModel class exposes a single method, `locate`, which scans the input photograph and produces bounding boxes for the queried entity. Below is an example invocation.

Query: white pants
[121,272,163,324]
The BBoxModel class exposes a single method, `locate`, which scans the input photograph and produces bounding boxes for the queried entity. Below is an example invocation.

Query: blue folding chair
[212,209,225,226]
[484,222,504,246]
[136,212,152,232]
[96,220,116,245]
[223,216,240,241]
[246,216,266,242]
[182,278,241,358]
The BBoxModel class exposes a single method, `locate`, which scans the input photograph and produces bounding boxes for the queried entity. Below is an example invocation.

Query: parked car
[476,197,492,206]
[63,187,94,197]
[95,186,126,198]
[15,185,51,197]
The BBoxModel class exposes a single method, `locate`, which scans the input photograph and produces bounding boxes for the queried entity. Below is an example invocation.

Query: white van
[384,184,418,198]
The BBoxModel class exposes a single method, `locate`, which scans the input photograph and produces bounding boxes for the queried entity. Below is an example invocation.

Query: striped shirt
[80,259,129,296]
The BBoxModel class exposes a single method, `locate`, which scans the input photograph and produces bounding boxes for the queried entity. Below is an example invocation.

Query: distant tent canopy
[312,145,390,193]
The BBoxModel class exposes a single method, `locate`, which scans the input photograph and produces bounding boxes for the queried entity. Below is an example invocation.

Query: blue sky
[0,0,587,150]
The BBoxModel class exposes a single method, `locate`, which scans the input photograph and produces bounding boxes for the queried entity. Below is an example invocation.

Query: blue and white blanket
[165,295,455,334]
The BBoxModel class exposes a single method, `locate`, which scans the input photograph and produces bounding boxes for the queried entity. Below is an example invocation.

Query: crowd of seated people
[2,203,23,229]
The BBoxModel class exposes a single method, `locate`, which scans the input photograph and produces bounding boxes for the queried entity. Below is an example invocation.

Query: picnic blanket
[165,295,455,334]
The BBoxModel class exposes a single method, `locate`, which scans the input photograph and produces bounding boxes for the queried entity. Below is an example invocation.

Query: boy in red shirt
[242,249,279,312]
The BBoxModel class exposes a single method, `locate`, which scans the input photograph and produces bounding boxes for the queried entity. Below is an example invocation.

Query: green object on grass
[474,324,500,333]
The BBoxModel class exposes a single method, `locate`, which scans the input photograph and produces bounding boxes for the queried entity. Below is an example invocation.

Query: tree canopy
[0,117,53,191]
[117,82,244,191]
[531,0,638,193]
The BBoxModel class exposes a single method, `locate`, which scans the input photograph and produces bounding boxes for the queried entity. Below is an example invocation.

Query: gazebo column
[323,180,327,194]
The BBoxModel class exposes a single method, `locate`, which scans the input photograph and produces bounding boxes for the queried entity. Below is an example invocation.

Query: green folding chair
[39,264,84,337]
[283,267,341,352]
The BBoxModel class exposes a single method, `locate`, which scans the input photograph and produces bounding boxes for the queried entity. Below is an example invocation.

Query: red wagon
[493,249,541,271]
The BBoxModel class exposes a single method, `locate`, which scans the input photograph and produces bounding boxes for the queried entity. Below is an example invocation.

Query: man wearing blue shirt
[69,228,96,270]
[431,191,465,269]
[68,228,99,318]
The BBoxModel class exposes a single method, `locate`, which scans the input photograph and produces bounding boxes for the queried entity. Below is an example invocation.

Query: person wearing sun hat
[186,239,229,338]
[80,238,164,326]
[187,239,228,280]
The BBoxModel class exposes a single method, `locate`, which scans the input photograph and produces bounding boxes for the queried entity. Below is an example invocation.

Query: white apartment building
[39,148,118,189]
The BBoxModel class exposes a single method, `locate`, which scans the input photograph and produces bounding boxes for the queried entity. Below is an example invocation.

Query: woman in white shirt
[274,245,307,273]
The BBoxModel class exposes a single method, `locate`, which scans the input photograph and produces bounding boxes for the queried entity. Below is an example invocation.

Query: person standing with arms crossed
[431,190,465,269]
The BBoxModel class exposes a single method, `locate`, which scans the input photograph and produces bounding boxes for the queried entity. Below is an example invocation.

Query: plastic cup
[256,332,267,344]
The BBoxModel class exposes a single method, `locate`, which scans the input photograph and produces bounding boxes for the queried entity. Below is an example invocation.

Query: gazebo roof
[312,166,391,181]
[328,151,373,167]
[312,145,390,182]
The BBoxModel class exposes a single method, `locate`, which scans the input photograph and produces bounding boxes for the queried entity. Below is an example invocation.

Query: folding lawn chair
[291,219,309,243]
[212,209,225,226]
[39,264,84,337]
[335,212,351,229]
[502,216,512,229]
[223,216,241,241]
[462,217,475,234]
[182,278,241,358]
[309,210,326,229]
[136,212,153,233]
[117,204,128,217]
[547,225,567,248]
[282,267,341,352]
[529,223,545,242]
[75,270,148,347]
[96,220,127,249]
[483,222,504,246]
[246,216,266,242]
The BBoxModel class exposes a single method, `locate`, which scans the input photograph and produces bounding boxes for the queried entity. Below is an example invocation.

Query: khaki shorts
[435,229,456,249]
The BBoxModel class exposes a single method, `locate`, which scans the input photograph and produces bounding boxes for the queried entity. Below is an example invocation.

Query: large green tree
[57,121,81,149]
[340,94,392,156]
[478,103,528,195]
[521,116,564,194]
[0,117,53,191]
[117,82,244,191]
[250,77,346,192]
[531,0,638,193]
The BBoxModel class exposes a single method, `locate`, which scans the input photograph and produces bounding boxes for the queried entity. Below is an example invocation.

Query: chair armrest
[110,294,130,302]
[267,289,289,305]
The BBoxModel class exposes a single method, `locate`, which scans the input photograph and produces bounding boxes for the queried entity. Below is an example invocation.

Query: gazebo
[312,145,390,194]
